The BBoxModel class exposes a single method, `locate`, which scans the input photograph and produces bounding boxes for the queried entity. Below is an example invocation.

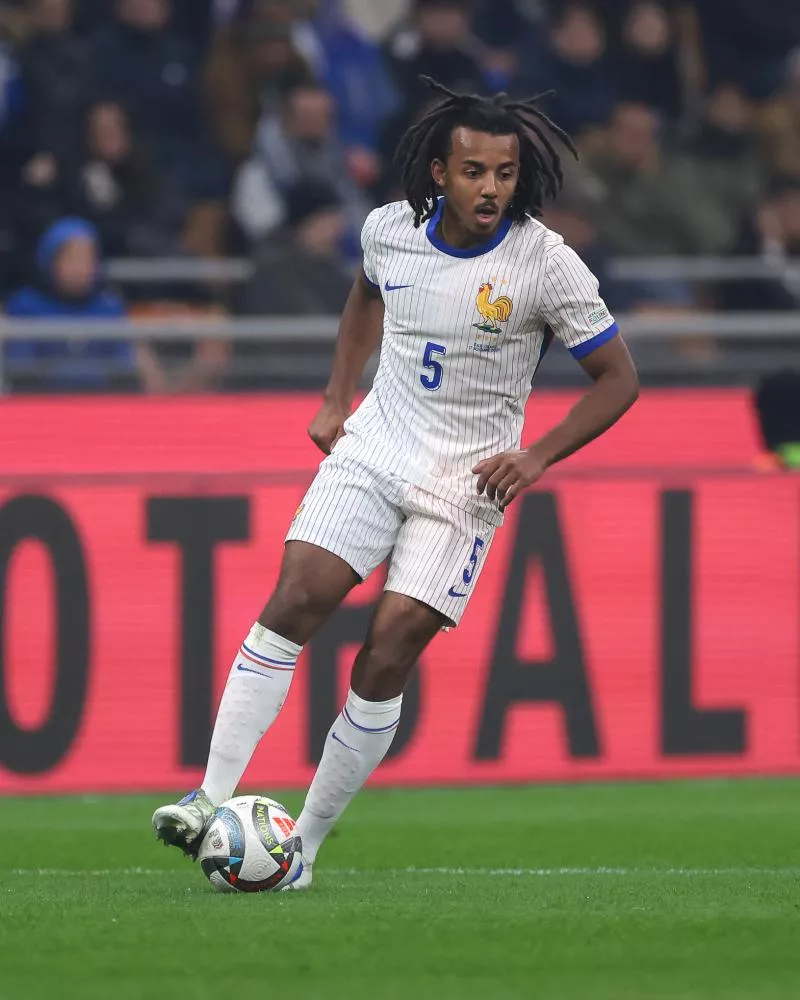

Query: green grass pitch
[1,780,799,999]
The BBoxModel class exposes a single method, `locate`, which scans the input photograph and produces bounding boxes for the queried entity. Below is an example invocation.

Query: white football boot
[152,789,216,858]
[283,858,313,890]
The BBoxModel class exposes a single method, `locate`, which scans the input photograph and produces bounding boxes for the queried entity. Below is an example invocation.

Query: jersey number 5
[420,341,446,391]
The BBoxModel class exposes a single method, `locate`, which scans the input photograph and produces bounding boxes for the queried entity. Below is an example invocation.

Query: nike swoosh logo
[331,732,360,752]
[384,282,414,291]
[236,662,273,678]
[447,587,467,598]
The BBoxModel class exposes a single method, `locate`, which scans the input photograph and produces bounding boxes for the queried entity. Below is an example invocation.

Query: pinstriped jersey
[336,198,619,525]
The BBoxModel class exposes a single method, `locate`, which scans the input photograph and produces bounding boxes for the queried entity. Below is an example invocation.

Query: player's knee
[260,573,336,641]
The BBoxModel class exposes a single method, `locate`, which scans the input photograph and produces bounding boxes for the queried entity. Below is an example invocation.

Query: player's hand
[308,400,348,455]
[473,448,548,509]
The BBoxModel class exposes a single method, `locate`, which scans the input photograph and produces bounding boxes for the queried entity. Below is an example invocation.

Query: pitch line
[7,866,800,878]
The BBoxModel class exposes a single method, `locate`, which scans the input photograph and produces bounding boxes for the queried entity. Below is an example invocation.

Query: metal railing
[101,256,800,286]
[1,311,800,391]
[607,256,800,283]
[3,313,800,342]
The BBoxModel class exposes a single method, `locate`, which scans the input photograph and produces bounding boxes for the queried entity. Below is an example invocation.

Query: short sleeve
[539,244,618,359]
[360,208,383,290]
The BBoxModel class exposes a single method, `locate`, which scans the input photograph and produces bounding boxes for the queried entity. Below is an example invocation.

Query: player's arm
[308,270,385,455]
[475,243,638,508]
[536,333,638,459]
[531,334,638,466]
[474,334,638,508]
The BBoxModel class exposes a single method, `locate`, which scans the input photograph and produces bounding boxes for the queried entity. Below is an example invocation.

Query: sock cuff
[344,688,402,733]
[244,623,303,664]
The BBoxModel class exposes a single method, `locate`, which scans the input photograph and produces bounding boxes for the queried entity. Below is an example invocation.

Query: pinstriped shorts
[285,452,496,626]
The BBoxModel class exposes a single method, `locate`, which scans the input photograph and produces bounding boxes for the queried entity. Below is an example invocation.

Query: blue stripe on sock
[241,641,296,667]
[342,705,401,734]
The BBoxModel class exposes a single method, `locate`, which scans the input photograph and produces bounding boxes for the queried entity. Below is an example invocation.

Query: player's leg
[198,539,360,807]
[292,591,445,885]
[153,458,403,855]
[152,541,359,853]
[291,489,496,885]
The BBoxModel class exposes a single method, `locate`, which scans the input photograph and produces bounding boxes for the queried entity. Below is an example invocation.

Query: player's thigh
[285,456,402,583]
[385,493,495,627]
[265,539,361,624]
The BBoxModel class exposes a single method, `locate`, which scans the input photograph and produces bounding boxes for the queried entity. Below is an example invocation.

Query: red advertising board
[0,391,797,792]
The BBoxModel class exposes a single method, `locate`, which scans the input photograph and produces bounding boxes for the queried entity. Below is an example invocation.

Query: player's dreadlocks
[396,76,577,227]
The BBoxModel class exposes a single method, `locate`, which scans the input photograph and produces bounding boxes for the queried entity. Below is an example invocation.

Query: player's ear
[431,158,446,189]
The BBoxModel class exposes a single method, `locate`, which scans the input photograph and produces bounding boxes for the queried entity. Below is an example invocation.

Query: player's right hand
[308,401,347,455]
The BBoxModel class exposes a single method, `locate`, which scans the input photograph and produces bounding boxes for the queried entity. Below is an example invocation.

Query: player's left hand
[473,448,548,509]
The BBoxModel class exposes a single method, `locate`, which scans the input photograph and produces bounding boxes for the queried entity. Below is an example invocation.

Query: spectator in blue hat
[2,216,159,391]
[90,0,227,204]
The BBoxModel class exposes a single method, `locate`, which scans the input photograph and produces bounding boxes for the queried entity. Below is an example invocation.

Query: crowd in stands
[1,0,799,390]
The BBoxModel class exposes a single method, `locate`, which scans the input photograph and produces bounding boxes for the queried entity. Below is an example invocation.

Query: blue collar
[425,198,513,258]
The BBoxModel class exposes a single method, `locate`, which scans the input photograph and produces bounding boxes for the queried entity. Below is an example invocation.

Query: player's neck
[438,203,501,250]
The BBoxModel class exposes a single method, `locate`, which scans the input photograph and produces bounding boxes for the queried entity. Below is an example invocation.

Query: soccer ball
[197,795,303,893]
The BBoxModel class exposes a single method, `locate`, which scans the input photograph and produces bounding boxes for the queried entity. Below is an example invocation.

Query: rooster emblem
[474,282,513,334]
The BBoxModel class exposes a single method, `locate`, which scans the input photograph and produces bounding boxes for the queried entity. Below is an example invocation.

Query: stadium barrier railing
[98,256,800,285]
[3,313,800,389]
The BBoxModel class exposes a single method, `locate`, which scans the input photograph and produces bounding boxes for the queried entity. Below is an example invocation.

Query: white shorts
[286,453,496,626]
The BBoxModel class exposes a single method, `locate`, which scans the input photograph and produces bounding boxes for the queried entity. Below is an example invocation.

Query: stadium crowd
[0,0,799,390]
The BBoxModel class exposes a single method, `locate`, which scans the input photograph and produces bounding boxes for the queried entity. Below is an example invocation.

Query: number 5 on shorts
[448,535,485,599]
[464,536,485,584]
[420,341,446,391]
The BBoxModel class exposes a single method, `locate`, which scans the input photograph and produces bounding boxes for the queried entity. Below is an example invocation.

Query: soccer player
[152,78,639,887]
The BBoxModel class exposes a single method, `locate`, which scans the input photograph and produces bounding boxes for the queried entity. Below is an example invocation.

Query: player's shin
[201,623,302,805]
[296,688,402,864]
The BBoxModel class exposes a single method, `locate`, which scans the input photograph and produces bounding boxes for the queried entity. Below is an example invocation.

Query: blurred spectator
[306,0,399,170]
[695,0,800,99]
[375,90,440,202]
[129,297,231,392]
[91,0,227,204]
[230,81,371,254]
[588,103,728,262]
[757,49,800,184]
[9,0,88,262]
[77,0,222,46]
[721,178,800,312]
[208,0,394,180]
[754,370,800,471]
[518,2,614,139]
[233,179,352,390]
[472,0,541,53]
[18,0,90,163]
[169,0,220,51]
[675,82,765,255]
[384,0,485,115]
[205,1,313,165]
[11,151,76,284]
[0,7,24,135]
[0,6,25,294]
[341,0,409,40]
[73,100,182,256]
[2,216,159,391]
[614,1,682,122]
[541,172,628,312]
[472,0,545,92]
[237,179,352,314]
[0,2,29,43]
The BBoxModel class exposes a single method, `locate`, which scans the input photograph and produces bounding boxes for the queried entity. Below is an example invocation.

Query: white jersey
[336,198,618,526]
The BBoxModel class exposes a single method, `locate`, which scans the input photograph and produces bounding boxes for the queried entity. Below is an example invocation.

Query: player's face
[432,128,520,243]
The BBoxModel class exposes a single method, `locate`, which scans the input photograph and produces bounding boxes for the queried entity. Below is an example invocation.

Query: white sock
[296,688,402,863]
[201,623,301,805]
